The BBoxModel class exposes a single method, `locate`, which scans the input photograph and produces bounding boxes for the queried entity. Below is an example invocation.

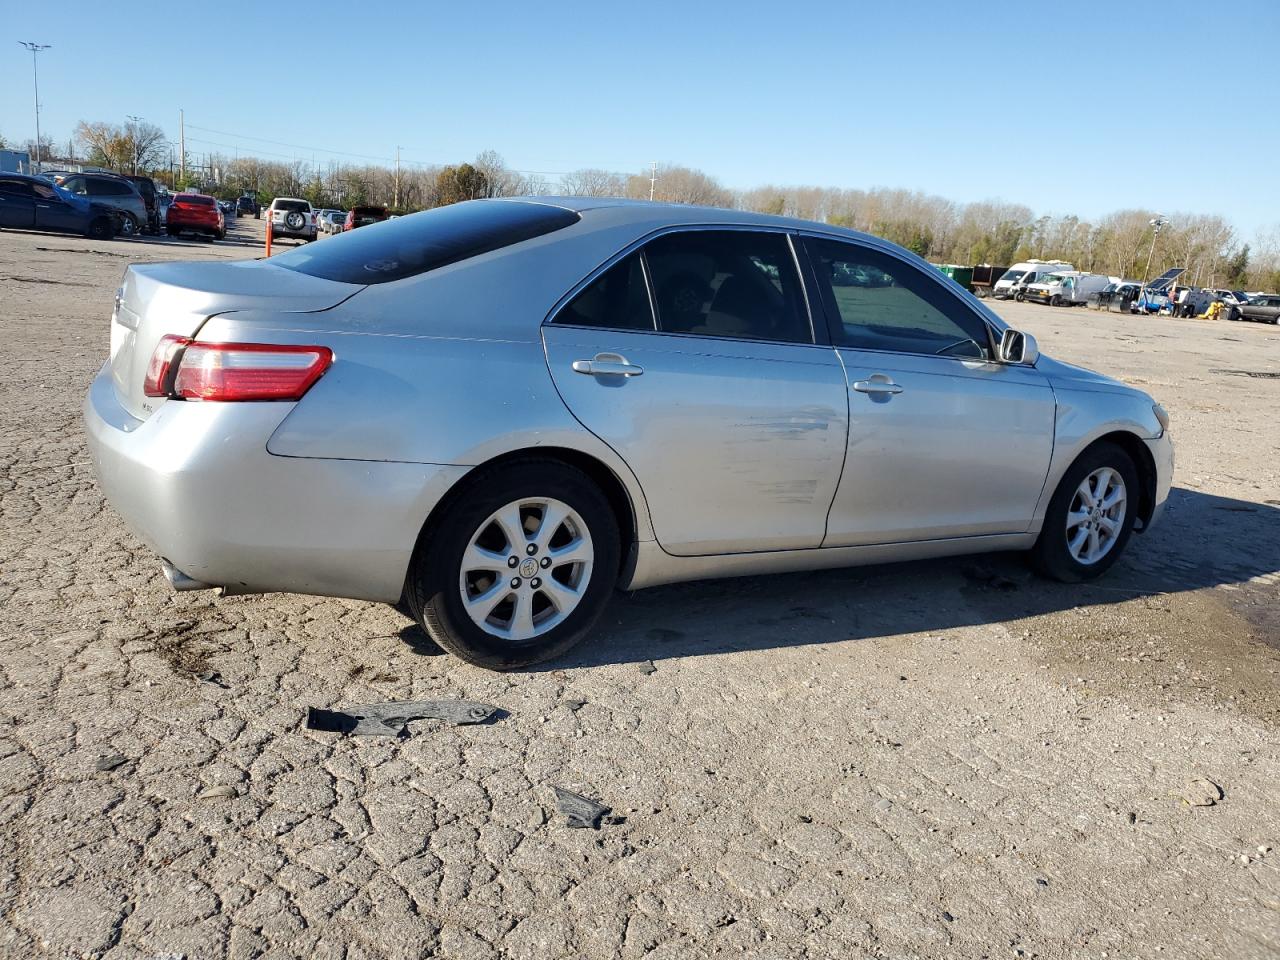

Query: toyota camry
[85,198,1173,668]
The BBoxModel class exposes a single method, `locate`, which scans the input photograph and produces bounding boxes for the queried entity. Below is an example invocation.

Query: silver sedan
[84,199,1173,668]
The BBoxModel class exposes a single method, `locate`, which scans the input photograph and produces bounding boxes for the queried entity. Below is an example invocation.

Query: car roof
[501,195,887,247]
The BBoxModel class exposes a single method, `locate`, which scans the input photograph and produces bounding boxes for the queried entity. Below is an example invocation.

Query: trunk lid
[109,258,361,420]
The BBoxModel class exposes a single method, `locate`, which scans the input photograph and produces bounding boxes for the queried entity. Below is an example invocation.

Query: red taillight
[143,339,333,401]
[143,334,191,397]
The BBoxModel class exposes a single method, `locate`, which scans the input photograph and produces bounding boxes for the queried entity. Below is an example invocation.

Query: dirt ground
[1,217,1278,959]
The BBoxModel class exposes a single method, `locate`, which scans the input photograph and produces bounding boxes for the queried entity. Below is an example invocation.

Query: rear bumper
[83,364,468,602]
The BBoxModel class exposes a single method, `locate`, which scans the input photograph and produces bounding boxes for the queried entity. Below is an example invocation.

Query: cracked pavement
[2,220,1279,958]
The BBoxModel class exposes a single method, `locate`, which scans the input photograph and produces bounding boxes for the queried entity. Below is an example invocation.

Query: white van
[992,260,1076,299]
[1023,271,1113,307]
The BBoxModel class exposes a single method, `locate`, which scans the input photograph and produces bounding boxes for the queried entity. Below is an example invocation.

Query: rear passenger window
[644,231,810,344]
[556,253,654,331]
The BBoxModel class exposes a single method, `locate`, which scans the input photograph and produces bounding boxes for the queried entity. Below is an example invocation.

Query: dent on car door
[542,229,849,557]
[801,235,1056,546]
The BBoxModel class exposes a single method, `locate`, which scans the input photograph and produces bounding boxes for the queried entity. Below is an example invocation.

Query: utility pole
[394,146,402,210]
[17,42,52,172]
[179,108,186,183]
[649,161,657,201]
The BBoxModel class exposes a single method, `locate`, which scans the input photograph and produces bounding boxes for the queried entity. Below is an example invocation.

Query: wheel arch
[402,445,643,603]
[1078,431,1158,531]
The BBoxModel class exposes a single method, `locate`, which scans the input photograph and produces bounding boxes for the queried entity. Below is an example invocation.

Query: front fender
[1031,384,1163,531]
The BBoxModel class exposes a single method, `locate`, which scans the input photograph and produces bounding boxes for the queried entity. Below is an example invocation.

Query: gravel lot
[2,217,1278,959]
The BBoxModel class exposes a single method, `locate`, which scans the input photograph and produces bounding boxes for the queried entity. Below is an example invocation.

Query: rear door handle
[852,376,903,395]
[572,353,644,378]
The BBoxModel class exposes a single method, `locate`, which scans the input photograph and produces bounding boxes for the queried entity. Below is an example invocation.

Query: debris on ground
[95,754,128,772]
[1180,778,1224,807]
[639,659,658,675]
[197,785,237,800]
[306,699,500,737]
[565,698,587,711]
[194,669,227,687]
[552,786,611,829]
[960,563,1020,591]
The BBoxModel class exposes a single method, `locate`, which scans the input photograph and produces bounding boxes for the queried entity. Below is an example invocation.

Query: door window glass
[62,177,87,195]
[0,178,33,198]
[555,253,654,331]
[807,238,991,359]
[644,230,810,343]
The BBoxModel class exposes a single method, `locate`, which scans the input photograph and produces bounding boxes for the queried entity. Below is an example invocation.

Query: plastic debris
[306,699,500,738]
[552,786,611,829]
[95,754,128,772]
[197,784,237,800]
[638,660,658,675]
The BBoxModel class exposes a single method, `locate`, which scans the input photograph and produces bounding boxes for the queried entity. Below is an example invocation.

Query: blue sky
[5,0,1277,237]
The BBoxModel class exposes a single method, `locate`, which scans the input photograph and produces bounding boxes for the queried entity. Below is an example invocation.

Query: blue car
[0,172,118,239]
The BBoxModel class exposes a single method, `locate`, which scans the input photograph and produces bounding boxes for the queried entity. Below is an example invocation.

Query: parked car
[0,172,117,239]
[56,173,149,237]
[1091,281,1143,312]
[1229,294,1280,324]
[320,210,347,235]
[1023,272,1113,307]
[237,194,261,218]
[992,260,1076,300]
[218,199,235,217]
[166,193,226,240]
[267,197,315,242]
[119,174,162,234]
[83,198,1174,670]
[344,205,390,231]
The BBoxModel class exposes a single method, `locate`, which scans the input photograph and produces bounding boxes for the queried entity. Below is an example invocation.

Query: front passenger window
[806,238,991,359]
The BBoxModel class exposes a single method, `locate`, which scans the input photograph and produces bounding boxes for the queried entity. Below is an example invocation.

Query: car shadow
[396,487,1280,669]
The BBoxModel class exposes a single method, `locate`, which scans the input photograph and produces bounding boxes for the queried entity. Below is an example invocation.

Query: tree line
[6,119,1275,291]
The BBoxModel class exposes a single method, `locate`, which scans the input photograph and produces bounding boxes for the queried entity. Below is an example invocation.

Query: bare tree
[560,168,627,197]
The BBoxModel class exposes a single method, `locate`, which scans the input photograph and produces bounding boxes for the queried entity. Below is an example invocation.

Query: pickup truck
[1229,295,1280,325]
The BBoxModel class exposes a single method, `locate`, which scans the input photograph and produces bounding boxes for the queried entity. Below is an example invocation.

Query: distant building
[0,149,32,173]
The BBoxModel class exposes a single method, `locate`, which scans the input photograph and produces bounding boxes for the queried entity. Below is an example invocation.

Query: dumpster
[934,264,975,292]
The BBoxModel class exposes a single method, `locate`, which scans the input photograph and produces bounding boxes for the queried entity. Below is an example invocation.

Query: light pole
[126,115,144,174]
[1139,215,1169,310]
[17,41,52,172]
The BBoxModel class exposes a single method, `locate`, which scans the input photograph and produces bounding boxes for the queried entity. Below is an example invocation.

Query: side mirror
[999,328,1040,365]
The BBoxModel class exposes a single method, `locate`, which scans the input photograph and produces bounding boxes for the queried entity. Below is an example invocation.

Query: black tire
[1050,294,1062,307]
[1227,307,1240,322]
[406,459,620,670]
[86,216,113,241]
[1030,442,1139,583]
[119,213,139,237]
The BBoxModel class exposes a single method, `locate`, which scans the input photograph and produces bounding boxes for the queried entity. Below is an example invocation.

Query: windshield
[1037,274,1065,285]
[271,200,580,285]
[998,268,1026,283]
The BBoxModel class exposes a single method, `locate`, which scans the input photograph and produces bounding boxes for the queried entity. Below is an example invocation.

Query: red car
[344,205,391,231]
[166,193,225,241]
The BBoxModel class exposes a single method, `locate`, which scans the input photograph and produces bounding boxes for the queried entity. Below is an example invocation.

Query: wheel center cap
[519,558,539,578]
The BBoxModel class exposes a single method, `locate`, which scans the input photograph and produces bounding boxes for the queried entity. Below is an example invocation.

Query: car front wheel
[1031,442,1139,582]
[407,460,620,669]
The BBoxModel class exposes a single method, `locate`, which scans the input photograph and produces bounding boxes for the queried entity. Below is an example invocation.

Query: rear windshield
[177,194,215,205]
[274,199,310,212]
[271,200,581,285]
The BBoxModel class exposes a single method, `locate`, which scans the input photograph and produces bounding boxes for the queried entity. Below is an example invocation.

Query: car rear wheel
[406,460,620,670]
[118,213,138,237]
[1030,442,1138,582]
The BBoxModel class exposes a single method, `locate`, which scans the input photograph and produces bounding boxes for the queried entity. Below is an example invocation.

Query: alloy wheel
[458,497,594,642]
[1065,467,1127,565]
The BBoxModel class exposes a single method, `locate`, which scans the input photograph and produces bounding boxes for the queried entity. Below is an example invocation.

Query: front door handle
[852,375,903,395]
[572,353,644,378]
